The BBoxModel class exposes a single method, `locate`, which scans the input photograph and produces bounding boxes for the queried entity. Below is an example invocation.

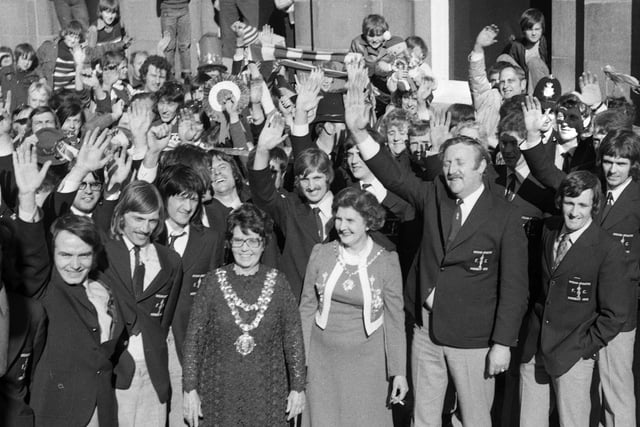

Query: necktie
[561,152,572,173]
[505,172,517,201]
[447,199,463,248]
[553,233,571,270]
[168,231,186,250]
[132,246,145,296]
[312,207,324,240]
[601,191,614,220]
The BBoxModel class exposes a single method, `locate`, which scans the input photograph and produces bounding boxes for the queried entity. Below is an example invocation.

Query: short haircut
[14,43,37,69]
[499,94,528,120]
[102,50,126,68]
[446,103,476,128]
[157,164,206,199]
[361,14,389,37]
[29,106,58,127]
[140,55,171,81]
[293,148,334,183]
[556,171,602,216]
[110,181,165,240]
[488,61,513,78]
[156,81,185,105]
[210,149,245,193]
[502,65,526,81]
[598,129,640,180]
[28,81,52,97]
[160,144,212,190]
[498,110,526,139]
[226,203,273,243]
[409,120,430,136]
[594,108,634,133]
[378,108,411,136]
[55,102,84,128]
[332,187,386,232]
[439,135,490,169]
[99,0,119,12]
[406,36,428,57]
[51,214,104,273]
[247,146,289,173]
[61,20,85,38]
[520,8,545,33]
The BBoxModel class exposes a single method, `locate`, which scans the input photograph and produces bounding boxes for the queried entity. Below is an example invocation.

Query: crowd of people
[0,1,638,426]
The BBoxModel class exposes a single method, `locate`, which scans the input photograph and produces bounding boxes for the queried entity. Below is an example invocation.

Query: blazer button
[92,327,98,332]
[550,280,555,286]
[440,267,445,271]
[96,370,102,375]
[545,320,550,324]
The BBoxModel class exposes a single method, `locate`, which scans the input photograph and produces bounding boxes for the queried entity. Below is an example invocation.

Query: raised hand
[257,113,287,151]
[250,78,264,104]
[521,95,549,137]
[578,71,602,107]
[75,128,112,173]
[475,25,499,49]
[344,67,371,134]
[417,76,436,102]
[105,146,133,190]
[178,109,201,143]
[129,98,154,136]
[72,45,86,66]
[260,24,275,45]
[12,142,51,195]
[429,109,452,151]
[157,31,172,55]
[147,123,172,153]
[294,68,324,112]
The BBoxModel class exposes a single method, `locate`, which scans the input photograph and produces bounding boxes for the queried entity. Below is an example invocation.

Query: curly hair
[332,187,386,232]
[226,203,274,243]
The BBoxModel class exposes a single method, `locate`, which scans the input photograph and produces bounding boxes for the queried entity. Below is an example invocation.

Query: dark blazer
[0,291,46,427]
[158,224,225,362]
[13,219,126,427]
[366,149,529,348]
[100,237,182,403]
[596,180,640,331]
[521,137,597,190]
[248,167,337,300]
[520,218,632,376]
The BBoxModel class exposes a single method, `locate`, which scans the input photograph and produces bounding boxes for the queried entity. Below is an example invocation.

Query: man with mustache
[521,96,640,426]
[344,73,529,426]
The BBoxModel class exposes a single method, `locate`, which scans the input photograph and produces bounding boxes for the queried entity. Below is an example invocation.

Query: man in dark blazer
[249,114,338,301]
[518,171,632,427]
[156,164,224,427]
[347,77,528,425]
[100,181,182,427]
[523,99,640,425]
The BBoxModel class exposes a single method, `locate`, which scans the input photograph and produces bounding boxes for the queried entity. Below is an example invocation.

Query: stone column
[0,0,59,48]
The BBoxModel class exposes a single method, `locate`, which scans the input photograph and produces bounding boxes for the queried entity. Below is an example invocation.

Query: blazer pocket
[465,249,494,273]
[567,277,592,302]
[37,369,77,419]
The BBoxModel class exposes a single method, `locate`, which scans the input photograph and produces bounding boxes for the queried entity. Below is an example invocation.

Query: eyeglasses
[230,237,263,249]
[78,182,103,191]
[13,118,28,125]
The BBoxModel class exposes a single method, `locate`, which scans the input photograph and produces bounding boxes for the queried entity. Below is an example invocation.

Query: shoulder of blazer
[155,242,182,269]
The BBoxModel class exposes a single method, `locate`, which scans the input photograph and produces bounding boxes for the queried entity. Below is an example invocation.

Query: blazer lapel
[108,239,135,296]
[181,230,202,271]
[553,222,598,276]
[601,182,639,228]
[436,182,455,250]
[139,244,170,300]
[448,189,492,251]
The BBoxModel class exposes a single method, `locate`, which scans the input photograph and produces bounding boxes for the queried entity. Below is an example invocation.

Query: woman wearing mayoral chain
[182,204,305,427]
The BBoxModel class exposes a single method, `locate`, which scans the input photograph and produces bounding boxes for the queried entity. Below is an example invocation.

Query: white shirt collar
[310,191,334,219]
[165,221,190,237]
[561,217,592,243]
[607,177,632,203]
[459,183,485,207]
[70,205,93,218]
[512,160,531,183]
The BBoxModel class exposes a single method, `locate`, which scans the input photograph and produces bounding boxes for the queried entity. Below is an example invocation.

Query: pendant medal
[343,278,356,292]
[235,332,256,356]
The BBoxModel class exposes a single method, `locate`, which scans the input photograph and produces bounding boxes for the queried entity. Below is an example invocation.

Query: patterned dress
[182,264,305,427]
